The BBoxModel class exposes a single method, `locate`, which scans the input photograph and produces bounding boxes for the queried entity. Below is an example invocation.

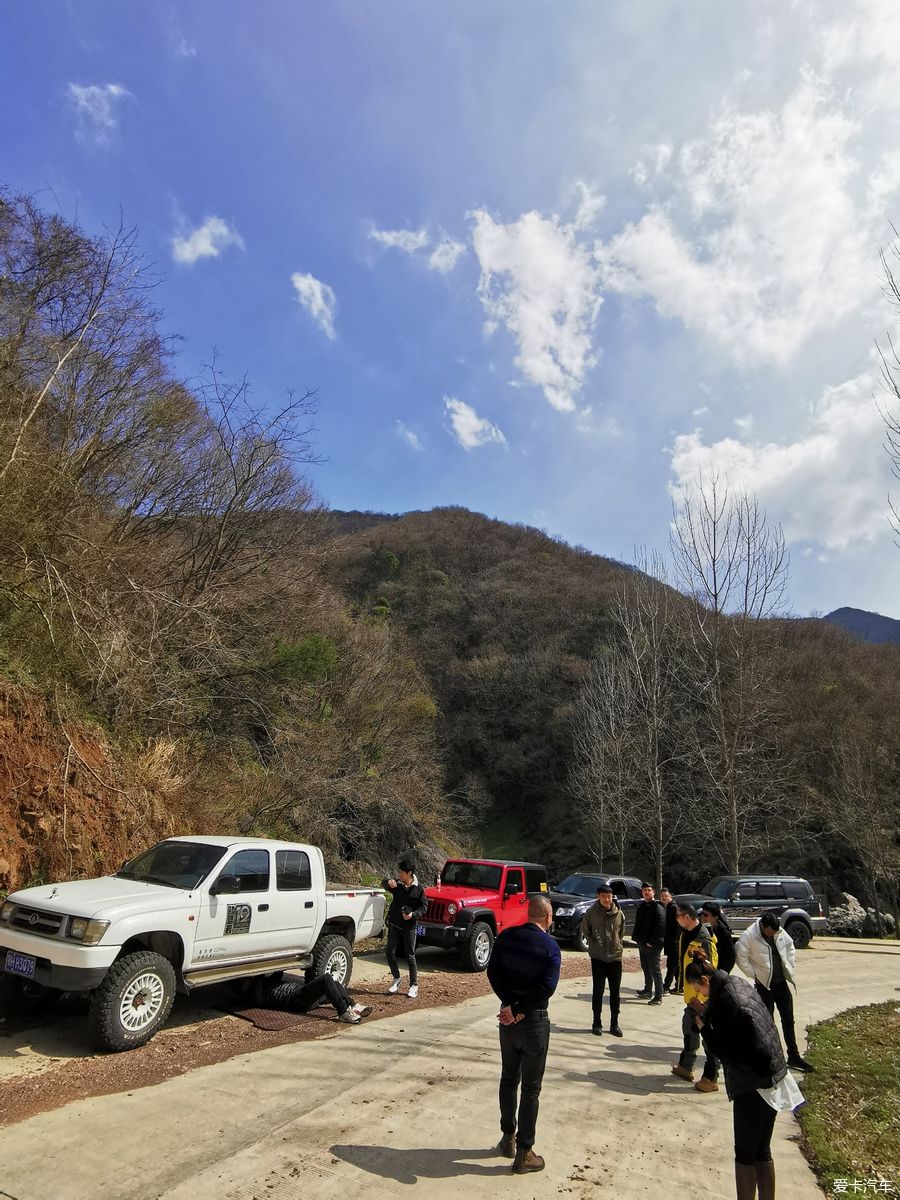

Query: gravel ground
[0,947,642,1129]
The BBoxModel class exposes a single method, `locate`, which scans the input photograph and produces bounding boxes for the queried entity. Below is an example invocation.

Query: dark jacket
[663,901,679,955]
[487,921,561,1016]
[710,916,736,973]
[633,899,666,948]
[381,876,427,928]
[580,899,625,961]
[699,970,787,1099]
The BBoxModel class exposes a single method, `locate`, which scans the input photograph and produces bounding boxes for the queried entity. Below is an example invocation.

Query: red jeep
[415,859,549,971]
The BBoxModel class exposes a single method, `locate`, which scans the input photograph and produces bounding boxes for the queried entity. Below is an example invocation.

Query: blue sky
[4,0,900,617]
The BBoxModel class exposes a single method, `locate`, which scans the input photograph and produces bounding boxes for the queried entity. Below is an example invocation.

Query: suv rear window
[756,882,786,901]
[525,868,547,894]
[783,880,812,900]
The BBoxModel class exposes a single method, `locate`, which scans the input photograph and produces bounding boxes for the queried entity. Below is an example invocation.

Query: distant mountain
[822,607,900,645]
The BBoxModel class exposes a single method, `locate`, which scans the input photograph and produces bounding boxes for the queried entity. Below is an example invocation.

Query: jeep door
[500,867,528,931]
[193,848,282,964]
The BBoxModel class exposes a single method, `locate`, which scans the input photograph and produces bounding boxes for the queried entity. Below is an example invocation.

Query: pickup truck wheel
[462,922,494,971]
[784,920,812,950]
[309,935,353,986]
[0,974,61,1018]
[88,951,176,1052]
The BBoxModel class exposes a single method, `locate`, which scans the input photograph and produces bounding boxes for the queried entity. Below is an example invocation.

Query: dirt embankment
[0,684,188,893]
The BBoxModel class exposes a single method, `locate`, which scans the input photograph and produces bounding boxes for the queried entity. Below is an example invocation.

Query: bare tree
[670,476,792,873]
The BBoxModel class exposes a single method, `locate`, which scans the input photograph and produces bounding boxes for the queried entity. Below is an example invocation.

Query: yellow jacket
[679,923,718,1006]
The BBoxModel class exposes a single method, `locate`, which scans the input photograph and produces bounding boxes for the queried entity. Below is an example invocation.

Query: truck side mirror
[505,880,522,897]
[210,875,240,896]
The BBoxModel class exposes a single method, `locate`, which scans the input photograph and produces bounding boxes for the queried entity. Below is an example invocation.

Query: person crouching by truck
[382,856,427,999]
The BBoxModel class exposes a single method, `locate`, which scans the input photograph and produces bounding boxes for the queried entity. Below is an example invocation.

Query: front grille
[9,906,64,937]
[424,899,446,923]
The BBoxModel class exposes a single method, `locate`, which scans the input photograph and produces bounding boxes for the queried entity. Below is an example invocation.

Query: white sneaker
[407,984,419,999]
[388,977,401,994]
[353,1004,373,1018]
[339,1008,361,1024]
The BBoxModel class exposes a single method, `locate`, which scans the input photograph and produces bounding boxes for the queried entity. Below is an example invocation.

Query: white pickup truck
[0,836,385,1051]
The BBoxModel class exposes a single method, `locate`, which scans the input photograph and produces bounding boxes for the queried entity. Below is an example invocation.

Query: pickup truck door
[193,849,282,964]
[269,849,320,953]
[500,867,528,931]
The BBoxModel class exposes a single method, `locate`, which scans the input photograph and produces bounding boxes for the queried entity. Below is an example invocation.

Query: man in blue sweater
[486,894,561,1175]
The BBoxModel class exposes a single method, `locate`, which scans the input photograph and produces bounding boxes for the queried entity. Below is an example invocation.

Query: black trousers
[264,973,352,1015]
[733,1089,777,1164]
[386,923,418,984]
[499,1010,550,1149]
[638,945,663,998]
[663,947,679,989]
[755,980,799,1057]
[590,958,622,1025]
[679,1006,719,1079]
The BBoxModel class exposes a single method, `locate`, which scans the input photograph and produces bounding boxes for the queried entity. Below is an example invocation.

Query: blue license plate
[416,923,426,937]
[5,950,36,978]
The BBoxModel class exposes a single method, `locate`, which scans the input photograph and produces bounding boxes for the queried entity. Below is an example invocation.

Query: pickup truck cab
[416,859,549,971]
[548,873,644,950]
[676,875,828,949]
[0,836,385,1051]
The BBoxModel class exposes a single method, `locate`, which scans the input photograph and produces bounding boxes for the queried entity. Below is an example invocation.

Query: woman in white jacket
[735,913,814,1072]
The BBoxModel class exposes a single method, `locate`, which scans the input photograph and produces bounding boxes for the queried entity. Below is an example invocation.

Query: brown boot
[497,1132,516,1158]
[755,1160,775,1200]
[735,1161,758,1200]
[512,1147,545,1174]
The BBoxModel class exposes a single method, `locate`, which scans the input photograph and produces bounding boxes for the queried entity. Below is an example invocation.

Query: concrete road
[1,938,898,1200]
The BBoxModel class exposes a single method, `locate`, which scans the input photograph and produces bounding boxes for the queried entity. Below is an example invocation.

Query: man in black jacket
[660,887,680,993]
[382,856,427,998]
[633,883,666,1004]
[487,895,561,1176]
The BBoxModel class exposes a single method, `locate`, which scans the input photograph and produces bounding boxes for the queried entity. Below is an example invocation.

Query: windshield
[117,841,227,890]
[556,874,603,897]
[441,862,503,890]
[703,878,736,899]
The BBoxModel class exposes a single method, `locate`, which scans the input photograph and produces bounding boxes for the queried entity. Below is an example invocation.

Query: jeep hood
[9,876,195,919]
[425,884,499,907]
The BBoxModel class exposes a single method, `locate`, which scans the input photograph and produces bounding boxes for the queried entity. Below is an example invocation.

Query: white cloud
[669,365,892,550]
[692,406,710,417]
[67,83,131,145]
[396,421,424,452]
[428,237,466,273]
[291,272,337,340]
[734,414,754,434]
[369,226,430,254]
[444,397,507,451]
[598,77,878,365]
[171,216,244,266]
[572,182,606,231]
[471,204,602,413]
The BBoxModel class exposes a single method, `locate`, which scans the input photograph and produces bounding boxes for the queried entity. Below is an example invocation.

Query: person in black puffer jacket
[700,902,736,973]
[685,959,800,1200]
[381,856,427,999]
[660,887,680,992]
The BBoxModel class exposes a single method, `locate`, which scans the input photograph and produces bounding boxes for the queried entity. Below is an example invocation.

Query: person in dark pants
[261,973,373,1023]
[671,904,720,1092]
[382,856,427,999]
[660,887,680,992]
[700,901,736,973]
[633,882,666,1003]
[686,957,803,1200]
[735,912,814,1072]
[580,882,625,1036]
[486,894,561,1175]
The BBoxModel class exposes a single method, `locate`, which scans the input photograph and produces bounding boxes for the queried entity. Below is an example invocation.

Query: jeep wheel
[462,922,494,971]
[88,950,176,1052]
[0,974,61,1019]
[784,919,812,950]
[309,934,353,986]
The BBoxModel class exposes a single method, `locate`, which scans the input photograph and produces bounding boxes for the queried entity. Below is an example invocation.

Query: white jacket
[735,920,796,990]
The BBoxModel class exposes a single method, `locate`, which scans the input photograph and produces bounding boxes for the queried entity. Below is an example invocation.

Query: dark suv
[548,873,643,950]
[677,875,828,949]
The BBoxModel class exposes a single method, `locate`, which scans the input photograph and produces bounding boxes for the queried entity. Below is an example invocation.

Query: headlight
[555,906,574,917]
[447,902,459,917]
[69,918,110,945]
[0,901,13,922]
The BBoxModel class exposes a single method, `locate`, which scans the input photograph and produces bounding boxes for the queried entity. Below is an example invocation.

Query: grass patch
[798,1001,900,1191]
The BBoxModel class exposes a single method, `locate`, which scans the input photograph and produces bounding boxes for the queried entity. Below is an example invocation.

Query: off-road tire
[308,934,353,986]
[461,921,494,971]
[88,950,176,1052]
[0,973,61,1019]
[784,919,812,950]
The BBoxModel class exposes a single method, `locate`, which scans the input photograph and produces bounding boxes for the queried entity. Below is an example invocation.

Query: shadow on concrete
[560,1066,673,1095]
[329,1143,510,1184]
